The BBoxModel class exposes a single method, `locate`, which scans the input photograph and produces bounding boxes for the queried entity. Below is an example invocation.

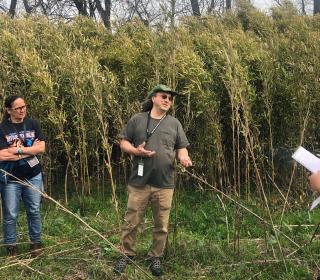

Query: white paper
[292,146,320,210]
[310,196,320,211]
[292,146,320,173]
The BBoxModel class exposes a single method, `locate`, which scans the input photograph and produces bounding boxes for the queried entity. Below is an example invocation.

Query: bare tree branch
[0,3,8,12]
[23,0,33,13]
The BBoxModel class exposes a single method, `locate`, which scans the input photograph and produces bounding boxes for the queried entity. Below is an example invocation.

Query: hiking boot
[148,256,163,276]
[30,242,43,257]
[113,255,133,274]
[6,245,17,258]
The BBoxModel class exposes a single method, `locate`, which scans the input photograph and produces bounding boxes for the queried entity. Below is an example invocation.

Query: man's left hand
[179,156,192,167]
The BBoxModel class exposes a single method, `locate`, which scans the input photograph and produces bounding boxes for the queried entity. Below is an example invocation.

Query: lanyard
[145,112,166,143]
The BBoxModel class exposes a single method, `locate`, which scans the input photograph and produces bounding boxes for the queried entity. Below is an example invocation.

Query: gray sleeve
[118,116,136,142]
[175,120,189,149]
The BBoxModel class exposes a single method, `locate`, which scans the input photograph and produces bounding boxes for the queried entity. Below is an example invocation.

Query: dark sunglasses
[12,105,27,111]
[159,94,173,101]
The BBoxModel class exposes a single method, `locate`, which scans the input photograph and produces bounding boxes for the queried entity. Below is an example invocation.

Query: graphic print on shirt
[5,130,36,147]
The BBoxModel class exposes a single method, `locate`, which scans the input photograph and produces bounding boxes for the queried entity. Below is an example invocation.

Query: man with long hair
[114,84,192,276]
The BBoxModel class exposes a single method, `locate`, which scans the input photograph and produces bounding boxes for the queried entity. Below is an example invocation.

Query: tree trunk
[301,0,306,14]
[8,0,18,17]
[226,0,231,10]
[104,0,111,26]
[88,0,95,17]
[315,0,320,14]
[190,0,201,16]
[95,0,111,29]
[208,0,215,13]
[73,0,89,16]
[169,0,176,27]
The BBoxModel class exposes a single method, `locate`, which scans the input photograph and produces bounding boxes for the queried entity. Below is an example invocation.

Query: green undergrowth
[0,188,319,279]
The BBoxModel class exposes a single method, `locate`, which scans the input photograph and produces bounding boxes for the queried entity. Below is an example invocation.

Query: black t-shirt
[0,117,45,180]
[119,112,189,188]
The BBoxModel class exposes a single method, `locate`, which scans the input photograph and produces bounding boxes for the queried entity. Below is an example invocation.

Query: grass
[0,186,320,279]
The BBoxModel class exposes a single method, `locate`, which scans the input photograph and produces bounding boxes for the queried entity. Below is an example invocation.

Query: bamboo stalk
[280,99,311,224]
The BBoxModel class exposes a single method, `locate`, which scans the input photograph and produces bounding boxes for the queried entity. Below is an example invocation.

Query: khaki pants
[121,184,174,257]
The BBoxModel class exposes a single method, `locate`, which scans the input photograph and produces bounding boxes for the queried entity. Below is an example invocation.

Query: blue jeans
[2,173,43,245]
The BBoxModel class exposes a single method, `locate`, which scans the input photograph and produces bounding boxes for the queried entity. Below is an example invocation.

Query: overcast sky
[252,0,275,11]
[0,0,314,18]
[252,0,314,14]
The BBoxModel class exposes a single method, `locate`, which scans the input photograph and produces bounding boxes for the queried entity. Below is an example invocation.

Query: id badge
[26,156,39,168]
[138,162,144,177]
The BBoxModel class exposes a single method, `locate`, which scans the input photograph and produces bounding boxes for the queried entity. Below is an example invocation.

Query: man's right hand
[136,142,156,158]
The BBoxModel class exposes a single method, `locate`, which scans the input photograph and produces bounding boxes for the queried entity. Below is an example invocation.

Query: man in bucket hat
[114,84,192,276]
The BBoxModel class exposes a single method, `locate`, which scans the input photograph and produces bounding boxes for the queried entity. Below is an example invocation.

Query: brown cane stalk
[280,99,311,224]
[92,88,120,222]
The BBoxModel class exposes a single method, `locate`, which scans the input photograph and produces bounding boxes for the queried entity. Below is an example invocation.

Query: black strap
[145,112,166,143]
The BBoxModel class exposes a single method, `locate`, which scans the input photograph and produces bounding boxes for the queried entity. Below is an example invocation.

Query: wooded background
[1,0,320,29]
[0,4,319,204]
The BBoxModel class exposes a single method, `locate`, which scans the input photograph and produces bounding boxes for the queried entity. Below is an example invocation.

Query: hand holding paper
[309,171,320,192]
[292,146,320,210]
[292,146,320,173]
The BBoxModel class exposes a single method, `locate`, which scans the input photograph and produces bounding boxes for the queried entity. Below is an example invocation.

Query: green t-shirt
[119,112,189,188]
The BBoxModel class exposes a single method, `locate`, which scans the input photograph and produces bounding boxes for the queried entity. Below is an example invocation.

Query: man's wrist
[132,147,139,156]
